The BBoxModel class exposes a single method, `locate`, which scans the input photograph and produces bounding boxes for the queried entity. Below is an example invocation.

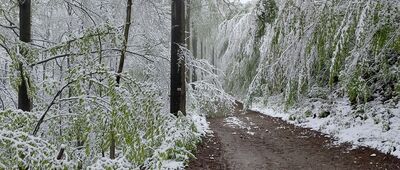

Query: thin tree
[191,22,197,83]
[18,0,32,111]
[186,0,191,50]
[112,0,133,159]
[116,0,132,85]
[171,0,186,115]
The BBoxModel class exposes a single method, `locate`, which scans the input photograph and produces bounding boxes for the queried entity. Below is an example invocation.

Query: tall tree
[116,0,132,85]
[170,0,186,115]
[112,0,133,159]
[186,0,191,50]
[18,0,32,111]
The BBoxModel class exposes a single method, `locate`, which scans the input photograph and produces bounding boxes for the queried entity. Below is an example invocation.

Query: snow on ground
[224,116,256,135]
[224,116,250,130]
[251,97,400,158]
[160,160,184,170]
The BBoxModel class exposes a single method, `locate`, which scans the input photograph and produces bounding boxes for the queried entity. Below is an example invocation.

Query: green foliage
[347,66,372,105]
[255,0,278,38]
[0,109,37,132]
[393,37,400,54]
[0,130,56,169]
[396,82,400,95]
[288,114,296,121]
[318,111,330,118]
[353,108,368,121]
[372,25,394,54]
[285,80,298,110]
[304,110,313,117]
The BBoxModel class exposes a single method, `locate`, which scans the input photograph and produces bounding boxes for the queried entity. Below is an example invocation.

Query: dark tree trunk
[18,0,32,111]
[19,0,31,42]
[171,0,186,115]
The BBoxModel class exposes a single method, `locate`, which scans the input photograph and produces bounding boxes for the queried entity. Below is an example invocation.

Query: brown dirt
[187,107,400,170]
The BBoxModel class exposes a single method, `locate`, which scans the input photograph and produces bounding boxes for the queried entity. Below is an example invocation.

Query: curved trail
[188,107,400,170]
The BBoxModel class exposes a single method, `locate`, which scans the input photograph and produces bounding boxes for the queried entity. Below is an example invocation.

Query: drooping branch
[32,71,106,136]
[32,79,78,136]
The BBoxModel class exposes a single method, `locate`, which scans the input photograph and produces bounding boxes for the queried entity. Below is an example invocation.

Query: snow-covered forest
[0,0,399,169]
[0,0,235,168]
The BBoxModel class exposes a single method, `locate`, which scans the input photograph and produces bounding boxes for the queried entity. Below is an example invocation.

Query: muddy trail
[187,107,400,170]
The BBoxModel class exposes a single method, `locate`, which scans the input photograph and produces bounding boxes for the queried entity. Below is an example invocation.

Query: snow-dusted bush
[187,54,236,118]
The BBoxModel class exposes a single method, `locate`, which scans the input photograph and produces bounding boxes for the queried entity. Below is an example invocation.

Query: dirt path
[188,108,400,170]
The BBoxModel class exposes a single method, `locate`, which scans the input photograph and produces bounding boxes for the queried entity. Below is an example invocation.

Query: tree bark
[18,0,32,111]
[170,0,186,115]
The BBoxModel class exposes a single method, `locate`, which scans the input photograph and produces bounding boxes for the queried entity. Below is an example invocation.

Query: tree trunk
[18,0,32,111]
[116,0,132,85]
[186,0,191,50]
[212,47,214,66]
[111,0,133,159]
[170,0,186,115]
[4,63,8,85]
[200,39,203,59]
[192,25,197,83]
[186,0,194,86]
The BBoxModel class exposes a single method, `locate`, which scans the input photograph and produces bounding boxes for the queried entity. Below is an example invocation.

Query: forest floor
[187,104,400,170]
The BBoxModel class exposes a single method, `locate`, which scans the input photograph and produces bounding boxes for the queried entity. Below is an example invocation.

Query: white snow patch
[190,113,211,135]
[247,131,255,135]
[224,116,250,130]
[160,160,184,170]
